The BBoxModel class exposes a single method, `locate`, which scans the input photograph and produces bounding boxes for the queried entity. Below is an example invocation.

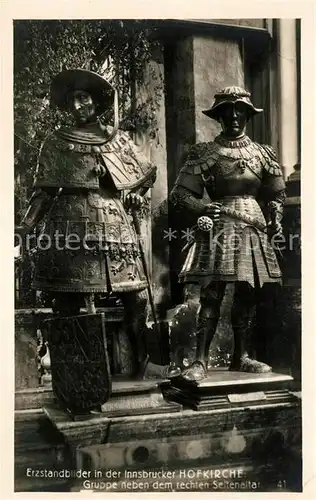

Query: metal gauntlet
[169,186,206,215]
[267,189,286,236]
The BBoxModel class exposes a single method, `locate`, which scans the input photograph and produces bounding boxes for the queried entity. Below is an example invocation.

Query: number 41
[277,480,287,489]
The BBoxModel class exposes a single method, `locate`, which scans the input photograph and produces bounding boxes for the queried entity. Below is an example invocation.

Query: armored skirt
[33,185,147,294]
[179,195,282,288]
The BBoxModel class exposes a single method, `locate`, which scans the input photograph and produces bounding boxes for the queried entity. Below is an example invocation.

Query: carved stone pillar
[280,163,301,383]
[256,164,301,381]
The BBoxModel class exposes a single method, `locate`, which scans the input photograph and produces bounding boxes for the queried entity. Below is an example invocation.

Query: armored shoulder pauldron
[183,136,283,180]
[34,132,101,190]
[99,131,156,190]
[34,127,156,191]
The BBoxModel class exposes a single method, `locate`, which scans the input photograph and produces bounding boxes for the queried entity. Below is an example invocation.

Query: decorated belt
[197,204,267,233]
[184,207,267,253]
[216,195,256,199]
[219,206,267,232]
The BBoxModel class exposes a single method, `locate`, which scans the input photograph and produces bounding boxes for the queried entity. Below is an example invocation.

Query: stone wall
[147,55,172,314]
[193,36,244,143]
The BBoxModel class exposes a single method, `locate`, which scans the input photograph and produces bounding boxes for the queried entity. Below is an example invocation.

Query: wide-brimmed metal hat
[50,68,115,115]
[202,86,263,121]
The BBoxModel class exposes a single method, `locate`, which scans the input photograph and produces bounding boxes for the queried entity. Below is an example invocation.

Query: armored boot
[182,282,226,381]
[164,362,182,379]
[182,315,220,381]
[230,283,272,373]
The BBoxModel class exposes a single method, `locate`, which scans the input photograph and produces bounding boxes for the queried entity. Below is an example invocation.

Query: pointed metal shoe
[182,360,208,381]
[240,355,272,373]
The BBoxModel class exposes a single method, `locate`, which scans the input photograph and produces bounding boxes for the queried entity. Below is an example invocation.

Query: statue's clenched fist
[125,192,144,210]
[203,202,222,222]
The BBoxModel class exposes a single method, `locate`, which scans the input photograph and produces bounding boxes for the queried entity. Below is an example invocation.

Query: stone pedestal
[25,379,301,493]
[43,379,181,421]
[165,369,297,411]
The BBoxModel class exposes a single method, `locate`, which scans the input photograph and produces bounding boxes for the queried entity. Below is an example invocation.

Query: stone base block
[15,387,301,492]
[165,368,297,410]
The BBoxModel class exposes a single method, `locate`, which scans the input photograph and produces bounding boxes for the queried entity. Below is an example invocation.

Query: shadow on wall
[151,198,176,314]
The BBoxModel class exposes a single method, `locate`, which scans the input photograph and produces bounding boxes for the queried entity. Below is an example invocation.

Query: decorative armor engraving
[22,121,156,295]
[34,127,156,191]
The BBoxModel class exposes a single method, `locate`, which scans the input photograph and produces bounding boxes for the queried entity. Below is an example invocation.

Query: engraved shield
[42,312,111,413]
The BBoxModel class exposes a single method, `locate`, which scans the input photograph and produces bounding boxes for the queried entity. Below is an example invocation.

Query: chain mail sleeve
[169,143,209,215]
[258,144,286,228]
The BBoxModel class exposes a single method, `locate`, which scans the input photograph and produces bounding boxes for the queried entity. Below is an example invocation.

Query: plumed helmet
[202,86,263,122]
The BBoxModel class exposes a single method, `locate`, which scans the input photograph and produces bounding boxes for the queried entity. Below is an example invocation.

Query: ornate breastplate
[34,132,101,190]
[172,134,283,204]
[210,135,263,181]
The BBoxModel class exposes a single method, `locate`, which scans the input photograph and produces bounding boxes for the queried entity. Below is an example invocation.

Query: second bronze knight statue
[170,86,286,381]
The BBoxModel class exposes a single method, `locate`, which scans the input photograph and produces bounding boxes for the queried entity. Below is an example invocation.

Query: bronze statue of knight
[18,69,157,382]
[170,86,286,381]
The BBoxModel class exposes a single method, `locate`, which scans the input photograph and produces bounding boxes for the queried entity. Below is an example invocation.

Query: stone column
[165,36,196,306]
[148,56,171,314]
[275,19,299,177]
[192,36,244,143]
[133,49,174,366]
[278,164,301,383]
[134,47,171,315]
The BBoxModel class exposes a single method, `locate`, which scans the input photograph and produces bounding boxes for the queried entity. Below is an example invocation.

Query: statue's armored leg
[231,282,272,373]
[121,289,149,378]
[183,281,226,381]
[230,282,255,369]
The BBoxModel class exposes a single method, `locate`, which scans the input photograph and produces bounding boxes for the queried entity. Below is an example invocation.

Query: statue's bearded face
[69,90,96,125]
[218,102,249,138]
